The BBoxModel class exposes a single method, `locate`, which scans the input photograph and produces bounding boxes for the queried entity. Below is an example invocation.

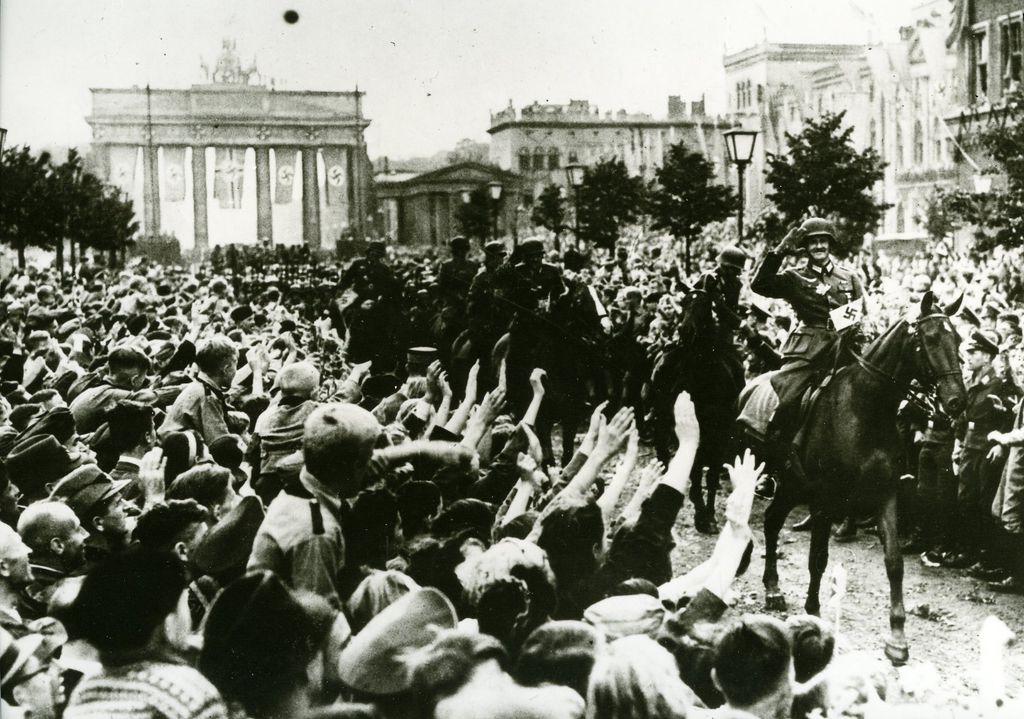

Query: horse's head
[913,291,967,416]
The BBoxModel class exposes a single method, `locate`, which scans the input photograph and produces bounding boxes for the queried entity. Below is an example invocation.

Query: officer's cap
[484,241,507,257]
[965,330,1000,356]
[367,241,387,256]
[449,236,469,252]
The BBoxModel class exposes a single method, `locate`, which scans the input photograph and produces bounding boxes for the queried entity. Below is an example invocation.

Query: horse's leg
[877,490,910,665]
[805,513,832,616]
[763,486,796,611]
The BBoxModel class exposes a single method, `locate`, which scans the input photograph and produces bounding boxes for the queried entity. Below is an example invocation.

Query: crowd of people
[0,225,1021,719]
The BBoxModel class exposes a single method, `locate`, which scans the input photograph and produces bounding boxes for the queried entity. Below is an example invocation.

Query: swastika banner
[214,147,246,209]
[322,146,349,207]
[108,145,138,194]
[162,147,186,202]
[830,300,863,331]
[274,148,297,204]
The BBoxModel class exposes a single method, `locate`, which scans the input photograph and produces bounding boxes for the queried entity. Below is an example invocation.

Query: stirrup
[755,475,777,500]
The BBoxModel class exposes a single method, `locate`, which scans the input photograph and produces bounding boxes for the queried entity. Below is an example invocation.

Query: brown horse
[757,291,965,665]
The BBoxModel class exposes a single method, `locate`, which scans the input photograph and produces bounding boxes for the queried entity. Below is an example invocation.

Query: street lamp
[460,188,472,205]
[723,129,758,245]
[565,163,586,249]
[487,181,503,241]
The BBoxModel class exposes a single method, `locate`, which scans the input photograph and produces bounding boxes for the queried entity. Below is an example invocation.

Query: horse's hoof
[765,592,787,611]
[884,639,909,666]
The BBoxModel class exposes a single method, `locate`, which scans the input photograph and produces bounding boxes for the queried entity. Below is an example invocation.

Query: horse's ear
[944,293,964,317]
[920,291,935,316]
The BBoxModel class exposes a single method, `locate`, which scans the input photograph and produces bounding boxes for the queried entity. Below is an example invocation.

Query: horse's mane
[675,288,714,348]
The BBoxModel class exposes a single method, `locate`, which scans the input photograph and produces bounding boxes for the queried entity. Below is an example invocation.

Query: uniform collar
[808,258,835,277]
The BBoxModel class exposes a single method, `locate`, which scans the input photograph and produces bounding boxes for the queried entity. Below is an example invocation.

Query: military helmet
[799,218,837,243]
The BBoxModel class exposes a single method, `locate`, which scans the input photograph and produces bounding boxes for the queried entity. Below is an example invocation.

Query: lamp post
[487,181,503,243]
[723,129,758,245]
[565,163,586,249]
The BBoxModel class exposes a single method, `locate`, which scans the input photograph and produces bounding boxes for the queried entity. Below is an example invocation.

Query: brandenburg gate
[86,41,372,253]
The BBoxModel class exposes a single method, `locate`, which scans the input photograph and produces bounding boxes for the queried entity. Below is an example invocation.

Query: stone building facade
[486,98,735,200]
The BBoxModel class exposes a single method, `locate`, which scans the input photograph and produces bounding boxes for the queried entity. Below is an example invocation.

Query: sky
[0,0,922,160]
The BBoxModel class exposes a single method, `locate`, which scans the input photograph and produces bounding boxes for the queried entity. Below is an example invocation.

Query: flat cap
[48,464,129,523]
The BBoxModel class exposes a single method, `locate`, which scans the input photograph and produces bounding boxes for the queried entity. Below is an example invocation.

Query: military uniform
[916,408,958,553]
[157,373,235,446]
[750,252,864,362]
[750,248,864,441]
[492,250,565,413]
[955,356,1018,560]
[466,263,510,386]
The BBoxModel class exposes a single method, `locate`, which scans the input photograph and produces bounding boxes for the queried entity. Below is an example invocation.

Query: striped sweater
[64,660,229,719]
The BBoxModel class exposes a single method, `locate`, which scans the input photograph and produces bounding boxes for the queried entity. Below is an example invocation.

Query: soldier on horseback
[464,240,510,390]
[745,218,865,449]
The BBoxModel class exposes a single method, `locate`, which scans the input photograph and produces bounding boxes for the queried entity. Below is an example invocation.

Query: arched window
[532,147,546,171]
[547,147,560,170]
[518,148,531,173]
[913,120,924,165]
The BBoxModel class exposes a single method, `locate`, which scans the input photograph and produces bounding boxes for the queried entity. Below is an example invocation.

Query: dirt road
[667,494,1024,699]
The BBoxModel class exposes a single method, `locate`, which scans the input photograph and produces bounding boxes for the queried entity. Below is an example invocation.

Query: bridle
[853,312,962,410]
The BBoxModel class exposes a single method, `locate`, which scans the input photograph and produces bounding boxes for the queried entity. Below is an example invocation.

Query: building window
[970,29,989,102]
[1001,17,1023,92]
[532,148,546,171]
[518,149,531,173]
[568,150,578,163]
[932,118,943,164]
[896,202,905,233]
[913,120,924,165]
[547,148,560,170]
[869,119,877,150]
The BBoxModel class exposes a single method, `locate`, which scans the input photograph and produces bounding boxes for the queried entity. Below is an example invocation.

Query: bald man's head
[277,361,320,400]
[17,501,89,570]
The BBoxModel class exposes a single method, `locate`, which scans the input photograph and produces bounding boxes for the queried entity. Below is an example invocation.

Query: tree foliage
[0,144,138,270]
[531,184,566,237]
[763,112,889,255]
[455,186,494,242]
[936,88,1024,252]
[576,158,646,250]
[647,142,735,271]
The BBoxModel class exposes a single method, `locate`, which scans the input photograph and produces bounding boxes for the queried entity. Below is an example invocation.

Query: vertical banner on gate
[274,148,297,204]
[162,147,186,202]
[322,147,349,206]
[214,147,246,209]
[108,145,138,194]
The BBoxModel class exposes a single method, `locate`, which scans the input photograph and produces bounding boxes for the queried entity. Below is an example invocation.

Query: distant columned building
[487,97,735,198]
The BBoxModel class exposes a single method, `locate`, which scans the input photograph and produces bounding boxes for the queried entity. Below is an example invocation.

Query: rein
[851,313,960,412]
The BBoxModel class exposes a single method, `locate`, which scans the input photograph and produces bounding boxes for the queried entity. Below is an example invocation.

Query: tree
[764,112,889,255]
[577,158,646,250]
[0,145,56,267]
[937,88,1024,252]
[918,190,959,244]
[1,144,138,271]
[647,142,735,272]
[455,186,494,243]
[530,184,566,249]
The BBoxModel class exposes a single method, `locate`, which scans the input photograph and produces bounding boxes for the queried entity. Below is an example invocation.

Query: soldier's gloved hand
[774,224,805,254]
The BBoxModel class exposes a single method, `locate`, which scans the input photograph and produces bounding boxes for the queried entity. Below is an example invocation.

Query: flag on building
[214,148,246,209]
[162,147,187,202]
[274,149,297,204]
[322,147,349,207]
[108,145,138,194]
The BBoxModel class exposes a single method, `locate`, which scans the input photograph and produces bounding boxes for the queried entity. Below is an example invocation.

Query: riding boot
[988,539,1024,594]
